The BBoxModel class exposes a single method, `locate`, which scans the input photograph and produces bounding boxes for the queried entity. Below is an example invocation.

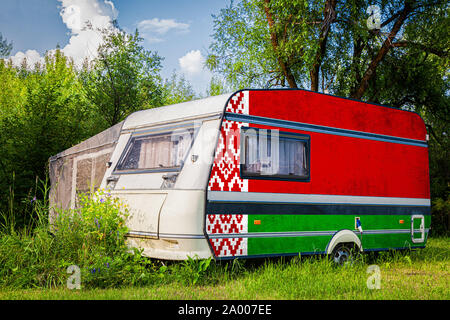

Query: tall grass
[1,238,448,299]
[0,180,448,298]
[0,184,244,290]
[0,185,157,289]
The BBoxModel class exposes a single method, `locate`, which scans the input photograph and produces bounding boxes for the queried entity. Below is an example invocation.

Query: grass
[1,185,448,300]
[0,237,448,300]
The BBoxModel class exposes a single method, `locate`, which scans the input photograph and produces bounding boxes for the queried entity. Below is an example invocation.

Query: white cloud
[179,50,205,75]
[8,0,118,68]
[8,50,44,69]
[177,50,214,94]
[138,18,189,35]
[59,0,118,34]
[137,18,189,43]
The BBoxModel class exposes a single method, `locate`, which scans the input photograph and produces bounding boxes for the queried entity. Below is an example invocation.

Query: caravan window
[241,127,310,181]
[115,128,195,173]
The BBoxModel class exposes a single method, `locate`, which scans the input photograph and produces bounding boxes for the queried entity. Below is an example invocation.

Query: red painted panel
[247,124,430,199]
[248,90,427,141]
[208,90,430,200]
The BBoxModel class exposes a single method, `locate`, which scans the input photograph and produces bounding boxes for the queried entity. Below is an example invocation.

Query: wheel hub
[334,248,350,265]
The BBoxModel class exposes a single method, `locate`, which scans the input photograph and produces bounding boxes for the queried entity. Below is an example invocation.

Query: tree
[206,0,340,89]
[206,75,232,96]
[207,0,448,99]
[162,71,197,104]
[0,49,91,223]
[82,26,165,128]
[0,32,13,58]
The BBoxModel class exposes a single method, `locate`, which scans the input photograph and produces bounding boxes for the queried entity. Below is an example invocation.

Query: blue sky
[0,0,228,94]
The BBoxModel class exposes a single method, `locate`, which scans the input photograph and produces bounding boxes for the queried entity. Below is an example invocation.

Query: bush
[0,187,242,290]
[431,196,450,236]
[0,189,158,289]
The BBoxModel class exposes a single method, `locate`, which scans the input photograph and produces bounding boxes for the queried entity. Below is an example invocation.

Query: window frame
[240,126,311,182]
[113,127,197,175]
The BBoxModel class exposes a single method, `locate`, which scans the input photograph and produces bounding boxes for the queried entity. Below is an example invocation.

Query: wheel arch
[326,229,362,255]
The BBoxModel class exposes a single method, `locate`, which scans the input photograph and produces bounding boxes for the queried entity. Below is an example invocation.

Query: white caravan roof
[122,93,231,131]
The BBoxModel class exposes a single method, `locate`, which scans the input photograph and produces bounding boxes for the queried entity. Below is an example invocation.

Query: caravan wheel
[331,244,355,265]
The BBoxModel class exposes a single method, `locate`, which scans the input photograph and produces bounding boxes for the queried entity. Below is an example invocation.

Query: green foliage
[0,25,174,227]
[0,185,245,289]
[0,188,156,289]
[0,60,26,120]
[0,33,13,58]
[180,256,212,285]
[0,185,248,289]
[81,27,165,127]
[208,0,448,96]
[431,196,450,236]
[162,71,197,104]
[207,0,345,89]
[207,0,278,89]
[52,190,130,259]
[206,75,232,96]
[0,50,93,225]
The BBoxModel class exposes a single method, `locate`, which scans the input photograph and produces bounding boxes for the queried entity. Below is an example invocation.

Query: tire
[331,243,356,266]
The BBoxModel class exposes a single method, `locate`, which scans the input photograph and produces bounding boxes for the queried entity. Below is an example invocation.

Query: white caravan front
[98,95,229,260]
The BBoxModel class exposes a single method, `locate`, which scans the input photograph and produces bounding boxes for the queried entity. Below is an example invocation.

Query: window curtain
[245,134,260,173]
[174,132,192,166]
[244,131,307,177]
[137,131,193,169]
[139,135,172,168]
[279,139,305,176]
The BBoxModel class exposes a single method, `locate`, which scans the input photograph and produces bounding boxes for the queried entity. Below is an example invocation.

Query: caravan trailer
[49,89,430,262]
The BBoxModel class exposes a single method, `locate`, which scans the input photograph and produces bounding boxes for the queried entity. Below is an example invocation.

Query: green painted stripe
[359,233,428,250]
[247,214,430,233]
[242,214,429,256]
[248,235,330,256]
[246,233,427,256]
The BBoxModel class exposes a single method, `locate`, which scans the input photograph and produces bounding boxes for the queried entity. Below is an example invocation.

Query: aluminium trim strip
[127,231,158,237]
[126,231,206,239]
[225,112,428,147]
[127,229,429,240]
[207,191,431,207]
[121,113,222,134]
[209,231,335,238]
[159,233,206,239]
[207,228,430,239]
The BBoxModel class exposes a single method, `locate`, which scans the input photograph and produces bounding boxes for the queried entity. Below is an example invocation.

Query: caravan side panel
[205,89,430,259]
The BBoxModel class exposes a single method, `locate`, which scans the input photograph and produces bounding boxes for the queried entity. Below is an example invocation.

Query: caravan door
[113,191,167,239]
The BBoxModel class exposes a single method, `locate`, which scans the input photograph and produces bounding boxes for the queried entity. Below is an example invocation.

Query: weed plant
[0,182,448,297]
[0,186,158,289]
[0,185,245,289]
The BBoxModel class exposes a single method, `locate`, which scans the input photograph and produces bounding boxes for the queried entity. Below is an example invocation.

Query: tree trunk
[310,0,337,92]
[263,0,298,88]
[351,1,414,100]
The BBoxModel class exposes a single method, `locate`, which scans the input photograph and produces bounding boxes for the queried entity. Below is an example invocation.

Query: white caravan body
[49,94,229,260]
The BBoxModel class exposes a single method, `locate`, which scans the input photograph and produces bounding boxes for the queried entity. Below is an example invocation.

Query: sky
[0,0,228,94]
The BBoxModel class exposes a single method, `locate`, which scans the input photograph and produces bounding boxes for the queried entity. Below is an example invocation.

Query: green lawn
[1,237,449,300]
